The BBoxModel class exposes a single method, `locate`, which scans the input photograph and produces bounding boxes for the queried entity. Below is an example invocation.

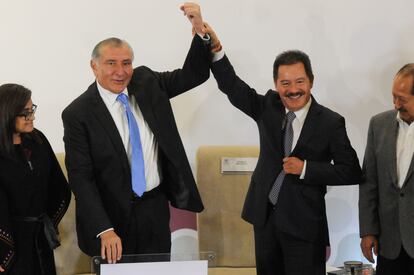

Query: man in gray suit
[359,63,414,274]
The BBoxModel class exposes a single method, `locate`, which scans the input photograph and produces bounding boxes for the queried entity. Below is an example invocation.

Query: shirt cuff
[300,160,307,179]
[195,33,224,62]
[97,228,114,238]
[212,48,225,62]
[197,33,210,41]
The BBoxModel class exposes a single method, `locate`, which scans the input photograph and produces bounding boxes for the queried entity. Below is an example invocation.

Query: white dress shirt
[287,98,312,179]
[96,82,163,237]
[288,98,312,153]
[97,81,162,192]
[396,113,414,188]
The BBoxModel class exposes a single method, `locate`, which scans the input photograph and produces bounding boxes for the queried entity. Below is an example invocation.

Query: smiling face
[91,43,133,94]
[392,74,414,123]
[275,62,312,111]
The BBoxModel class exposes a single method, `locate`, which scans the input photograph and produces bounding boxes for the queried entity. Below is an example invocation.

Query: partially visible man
[198,20,361,275]
[359,64,414,275]
[62,3,210,264]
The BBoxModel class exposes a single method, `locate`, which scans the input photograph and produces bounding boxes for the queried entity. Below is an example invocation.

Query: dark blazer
[211,55,361,245]
[62,35,210,256]
[359,110,414,259]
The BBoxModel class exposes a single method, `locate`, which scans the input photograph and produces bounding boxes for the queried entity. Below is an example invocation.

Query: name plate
[221,157,258,173]
[101,260,207,275]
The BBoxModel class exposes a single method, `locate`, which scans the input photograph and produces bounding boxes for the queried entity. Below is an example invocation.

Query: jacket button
[400,193,404,197]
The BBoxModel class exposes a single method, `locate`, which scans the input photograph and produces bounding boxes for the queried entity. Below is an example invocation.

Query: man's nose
[288,83,298,91]
[114,64,125,75]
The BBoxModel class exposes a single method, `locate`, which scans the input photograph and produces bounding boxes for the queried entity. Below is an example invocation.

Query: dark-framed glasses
[16,104,37,121]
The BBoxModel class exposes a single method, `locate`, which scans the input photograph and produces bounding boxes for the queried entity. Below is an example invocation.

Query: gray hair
[91,37,134,62]
[396,63,414,95]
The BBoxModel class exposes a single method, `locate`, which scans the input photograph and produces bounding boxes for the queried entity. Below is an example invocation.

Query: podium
[91,252,216,275]
[86,252,344,275]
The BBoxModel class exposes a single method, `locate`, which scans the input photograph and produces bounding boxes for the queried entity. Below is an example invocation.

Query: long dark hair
[0,83,33,156]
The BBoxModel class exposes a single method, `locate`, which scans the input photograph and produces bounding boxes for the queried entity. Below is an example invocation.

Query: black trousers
[122,188,171,257]
[377,246,414,275]
[254,206,325,275]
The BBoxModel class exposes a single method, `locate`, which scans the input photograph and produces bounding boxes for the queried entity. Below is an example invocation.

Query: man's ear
[90,60,98,77]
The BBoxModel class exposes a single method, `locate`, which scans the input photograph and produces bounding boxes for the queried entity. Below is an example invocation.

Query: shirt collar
[396,111,414,129]
[96,81,129,106]
[285,97,312,124]
[396,112,403,123]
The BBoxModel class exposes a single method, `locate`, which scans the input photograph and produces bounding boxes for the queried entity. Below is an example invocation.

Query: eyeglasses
[16,104,37,121]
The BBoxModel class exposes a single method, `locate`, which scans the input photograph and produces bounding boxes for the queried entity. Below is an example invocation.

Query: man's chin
[400,113,414,123]
[109,86,126,94]
[284,100,306,111]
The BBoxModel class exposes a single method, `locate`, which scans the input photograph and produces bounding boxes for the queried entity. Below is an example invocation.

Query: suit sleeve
[155,34,211,98]
[304,116,362,186]
[62,109,113,238]
[210,54,265,121]
[358,117,380,237]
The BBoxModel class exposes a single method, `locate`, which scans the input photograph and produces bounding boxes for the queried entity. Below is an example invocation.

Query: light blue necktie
[117,93,146,196]
[268,111,296,205]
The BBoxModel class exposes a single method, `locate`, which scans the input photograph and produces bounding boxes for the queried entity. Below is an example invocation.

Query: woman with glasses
[0,84,71,275]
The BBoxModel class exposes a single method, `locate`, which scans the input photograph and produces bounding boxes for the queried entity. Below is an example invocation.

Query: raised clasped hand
[180,2,206,35]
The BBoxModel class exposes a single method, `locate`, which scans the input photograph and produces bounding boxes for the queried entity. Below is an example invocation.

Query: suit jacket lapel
[269,92,284,155]
[398,117,414,187]
[291,98,321,154]
[128,75,160,137]
[403,155,414,187]
[88,83,130,173]
[386,118,399,187]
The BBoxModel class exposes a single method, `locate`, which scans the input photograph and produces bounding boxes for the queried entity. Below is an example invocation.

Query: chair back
[196,146,259,267]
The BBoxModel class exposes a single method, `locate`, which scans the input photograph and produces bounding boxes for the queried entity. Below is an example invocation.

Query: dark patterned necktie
[268,111,296,205]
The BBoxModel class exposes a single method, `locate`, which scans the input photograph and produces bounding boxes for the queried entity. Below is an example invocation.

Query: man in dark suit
[62,3,209,264]
[202,23,361,275]
[359,64,414,275]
